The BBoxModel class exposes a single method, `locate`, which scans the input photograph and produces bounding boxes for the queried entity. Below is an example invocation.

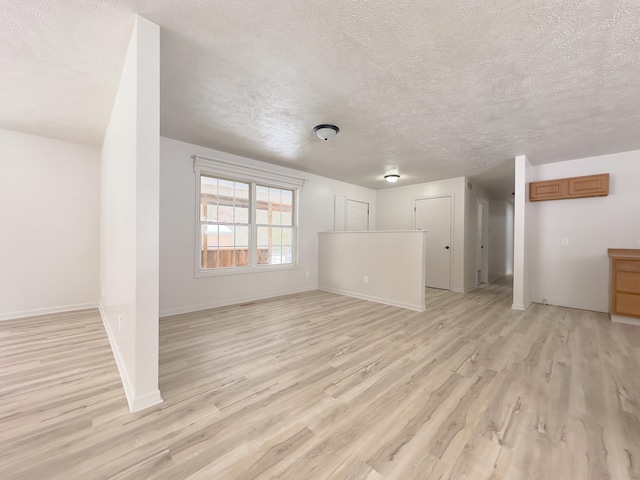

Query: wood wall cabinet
[529,178,567,201]
[529,173,609,202]
[609,249,640,322]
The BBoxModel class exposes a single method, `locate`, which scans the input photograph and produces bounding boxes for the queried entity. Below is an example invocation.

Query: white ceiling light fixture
[313,124,339,141]
[384,174,400,183]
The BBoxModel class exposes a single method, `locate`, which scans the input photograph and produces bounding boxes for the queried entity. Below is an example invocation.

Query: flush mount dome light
[384,174,400,183]
[313,124,339,140]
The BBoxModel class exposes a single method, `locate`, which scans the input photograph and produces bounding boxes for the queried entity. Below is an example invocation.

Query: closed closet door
[346,199,369,231]
[415,196,452,290]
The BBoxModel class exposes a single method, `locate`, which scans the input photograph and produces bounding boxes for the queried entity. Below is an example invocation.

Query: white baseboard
[99,304,163,413]
[0,302,98,321]
[489,273,507,282]
[610,314,640,326]
[453,287,480,293]
[319,287,425,312]
[159,286,316,318]
[129,389,163,412]
[512,300,532,311]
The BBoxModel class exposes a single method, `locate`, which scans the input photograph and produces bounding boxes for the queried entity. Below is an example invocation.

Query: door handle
[445,246,450,249]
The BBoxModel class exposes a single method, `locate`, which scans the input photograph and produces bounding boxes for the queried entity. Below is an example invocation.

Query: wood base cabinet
[609,249,640,324]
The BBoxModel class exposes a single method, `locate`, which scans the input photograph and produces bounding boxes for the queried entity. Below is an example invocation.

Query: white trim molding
[319,287,426,313]
[193,154,305,190]
[159,285,316,318]
[610,314,640,326]
[99,305,163,413]
[0,303,99,321]
[512,300,532,311]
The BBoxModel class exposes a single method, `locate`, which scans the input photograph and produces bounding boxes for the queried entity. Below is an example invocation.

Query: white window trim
[193,154,305,278]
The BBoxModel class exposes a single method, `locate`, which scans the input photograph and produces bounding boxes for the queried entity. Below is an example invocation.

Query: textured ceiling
[2,1,640,195]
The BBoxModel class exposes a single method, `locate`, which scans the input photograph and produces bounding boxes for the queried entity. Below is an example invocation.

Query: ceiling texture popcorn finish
[2,1,640,194]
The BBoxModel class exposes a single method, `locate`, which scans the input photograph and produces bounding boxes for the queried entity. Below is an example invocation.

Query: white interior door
[346,199,369,231]
[476,200,489,284]
[477,201,484,284]
[415,196,452,290]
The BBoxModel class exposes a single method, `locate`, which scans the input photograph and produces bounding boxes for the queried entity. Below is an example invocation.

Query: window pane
[200,176,217,221]
[281,190,293,207]
[255,185,295,227]
[282,227,293,246]
[271,188,282,225]
[235,182,249,202]
[204,203,217,222]
[235,250,249,267]
[201,222,252,269]
[269,187,281,204]
[271,227,282,246]
[203,224,220,247]
[235,206,249,223]
[256,205,268,224]
[216,224,234,248]
[201,224,218,268]
[201,175,218,195]
[257,226,269,247]
[201,249,220,269]
[281,210,292,226]
[257,247,269,264]
[218,178,235,195]
[201,176,250,226]
[256,185,269,203]
[218,247,234,268]
[236,226,249,247]
[271,245,282,265]
[282,246,293,264]
[235,182,249,224]
[218,204,234,222]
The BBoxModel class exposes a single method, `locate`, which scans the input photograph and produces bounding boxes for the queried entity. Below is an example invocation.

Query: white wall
[513,155,533,310]
[100,16,161,412]
[159,137,376,316]
[318,231,427,311]
[0,129,100,320]
[488,196,514,281]
[376,177,466,292]
[529,149,640,312]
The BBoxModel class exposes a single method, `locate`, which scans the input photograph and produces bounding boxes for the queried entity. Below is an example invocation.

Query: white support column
[512,155,532,310]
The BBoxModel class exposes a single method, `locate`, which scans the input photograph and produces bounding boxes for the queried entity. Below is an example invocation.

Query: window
[200,177,250,269]
[256,185,294,265]
[194,155,304,276]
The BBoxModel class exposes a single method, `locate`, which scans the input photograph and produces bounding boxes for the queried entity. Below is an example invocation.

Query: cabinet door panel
[616,260,640,273]
[529,179,567,201]
[615,293,640,317]
[568,173,609,198]
[616,272,640,294]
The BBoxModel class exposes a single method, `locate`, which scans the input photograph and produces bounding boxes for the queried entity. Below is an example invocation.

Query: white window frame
[193,154,304,278]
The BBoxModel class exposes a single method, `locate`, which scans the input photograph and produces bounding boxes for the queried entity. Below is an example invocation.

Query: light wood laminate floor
[1,278,640,479]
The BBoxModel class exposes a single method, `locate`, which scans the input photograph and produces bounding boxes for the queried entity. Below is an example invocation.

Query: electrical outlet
[561,237,569,245]
[364,276,369,284]
[305,271,310,278]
